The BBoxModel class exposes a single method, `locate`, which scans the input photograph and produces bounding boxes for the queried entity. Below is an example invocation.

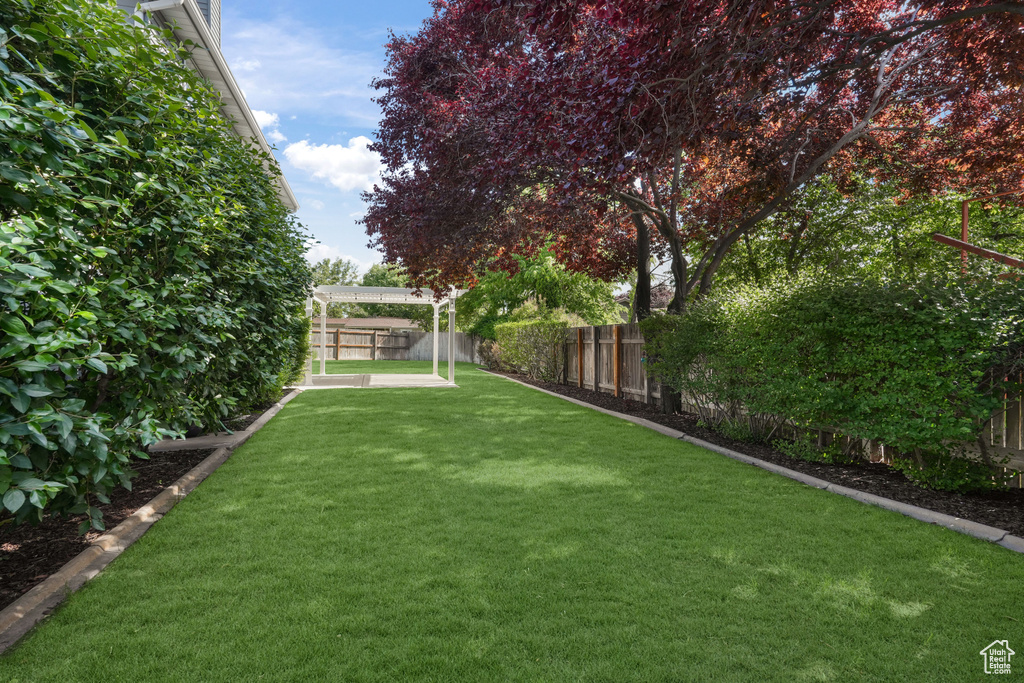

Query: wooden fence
[312,329,483,364]
[564,323,661,404]
[563,323,1024,480]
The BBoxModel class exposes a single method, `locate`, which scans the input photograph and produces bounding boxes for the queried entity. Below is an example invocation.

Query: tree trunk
[653,217,686,313]
[631,213,652,320]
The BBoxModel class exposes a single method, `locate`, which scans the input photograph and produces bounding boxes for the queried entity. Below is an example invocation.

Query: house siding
[195,0,220,46]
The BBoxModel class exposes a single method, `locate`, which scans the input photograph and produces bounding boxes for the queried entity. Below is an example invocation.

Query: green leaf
[14,477,46,491]
[78,120,98,142]
[85,357,107,374]
[10,392,29,413]
[3,489,25,513]
[114,130,130,147]
[0,315,27,337]
[9,454,32,469]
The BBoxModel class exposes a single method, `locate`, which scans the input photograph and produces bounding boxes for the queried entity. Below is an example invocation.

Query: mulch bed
[222,393,285,432]
[0,447,216,612]
[496,372,1024,538]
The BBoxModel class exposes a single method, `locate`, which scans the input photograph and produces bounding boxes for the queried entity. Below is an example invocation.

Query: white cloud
[284,137,382,193]
[235,58,262,72]
[222,19,381,124]
[305,242,375,272]
[252,110,279,129]
[309,199,325,210]
[252,110,287,144]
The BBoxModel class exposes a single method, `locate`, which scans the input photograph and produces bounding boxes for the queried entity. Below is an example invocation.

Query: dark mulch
[0,447,216,612]
[495,372,1024,538]
[222,393,285,433]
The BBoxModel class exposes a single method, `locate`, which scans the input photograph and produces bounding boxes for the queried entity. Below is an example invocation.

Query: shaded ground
[498,372,1024,537]
[2,364,1021,682]
[0,448,215,612]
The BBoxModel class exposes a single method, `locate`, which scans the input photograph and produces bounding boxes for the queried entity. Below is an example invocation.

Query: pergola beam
[308,285,464,383]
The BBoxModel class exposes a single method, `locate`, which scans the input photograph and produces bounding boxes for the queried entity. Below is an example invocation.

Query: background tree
[366,0,1024,311]
[456,248,623,339]
[357,263,434,327]
[310,257,362,318]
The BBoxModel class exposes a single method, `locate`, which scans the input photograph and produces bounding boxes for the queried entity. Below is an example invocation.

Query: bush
[478,339,504,370]
[641,272,1024,489]
[494,320,567,381]
[0,0,310,529]
[891,450,1010,492]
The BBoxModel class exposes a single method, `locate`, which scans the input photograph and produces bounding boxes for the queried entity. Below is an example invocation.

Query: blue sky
[221,0,435,272]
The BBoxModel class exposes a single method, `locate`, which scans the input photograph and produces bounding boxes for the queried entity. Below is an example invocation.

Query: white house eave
[154,0,300,212]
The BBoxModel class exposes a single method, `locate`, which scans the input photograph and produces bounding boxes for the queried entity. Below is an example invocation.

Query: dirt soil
[496,372,1024,538]
[222,393,285,432]
[0,448,216,612]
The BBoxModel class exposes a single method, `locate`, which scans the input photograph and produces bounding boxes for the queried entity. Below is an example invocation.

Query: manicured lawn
[2,363,1021,681]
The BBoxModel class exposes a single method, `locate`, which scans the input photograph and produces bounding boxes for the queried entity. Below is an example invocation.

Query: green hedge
[0,0,310,529]
[494,320,568,382]
[641,274,1024,487]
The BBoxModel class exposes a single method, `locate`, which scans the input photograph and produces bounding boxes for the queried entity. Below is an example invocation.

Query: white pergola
[306,285,464,387]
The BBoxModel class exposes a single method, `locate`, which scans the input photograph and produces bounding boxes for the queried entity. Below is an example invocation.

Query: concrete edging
[0,389,303,654]
[484,370,1024,555]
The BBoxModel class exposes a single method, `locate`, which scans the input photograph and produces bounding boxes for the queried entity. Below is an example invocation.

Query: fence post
[371,331,377,361]
[561,333,569,384]
[592,326,600,392]
[613,325,622,398]
[335,329,340,361]
[576,328,583,388]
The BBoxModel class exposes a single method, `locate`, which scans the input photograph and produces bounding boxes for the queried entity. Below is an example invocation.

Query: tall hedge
[494,320,568,382]
[641,273,1024,460]
[0,0,310,529]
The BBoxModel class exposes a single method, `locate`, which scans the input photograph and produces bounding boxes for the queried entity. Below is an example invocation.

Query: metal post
[319,305,327,376]
[432,304,440,377]
[448,292,456,384]
[304,296,314,386]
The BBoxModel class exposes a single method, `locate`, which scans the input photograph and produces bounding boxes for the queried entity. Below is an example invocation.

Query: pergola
[305,286,464,387]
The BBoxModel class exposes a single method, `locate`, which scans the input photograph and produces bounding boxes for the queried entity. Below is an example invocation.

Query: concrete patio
[297,374,458,390]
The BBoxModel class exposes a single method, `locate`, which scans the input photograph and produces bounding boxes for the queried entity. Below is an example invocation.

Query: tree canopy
[365,0,1024,314]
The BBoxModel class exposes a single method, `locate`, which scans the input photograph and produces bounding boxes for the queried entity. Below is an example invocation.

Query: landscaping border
[485,370,1024,556]
[0,389,304,654]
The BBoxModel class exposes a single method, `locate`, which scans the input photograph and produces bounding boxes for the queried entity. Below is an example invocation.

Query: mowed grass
[2,363,1022,681]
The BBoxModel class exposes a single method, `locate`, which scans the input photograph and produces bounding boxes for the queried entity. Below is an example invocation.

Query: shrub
[891,450,1010,492]
[478,339,504,370]
[494,320,567,381]
[641,272,1024,489]
[0,0,310,529]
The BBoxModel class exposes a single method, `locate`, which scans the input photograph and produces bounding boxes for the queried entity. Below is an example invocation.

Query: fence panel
[406,331,482,363]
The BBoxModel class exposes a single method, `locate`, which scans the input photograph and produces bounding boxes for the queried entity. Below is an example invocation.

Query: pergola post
[447,290,456,385]
[304,296,314,386]
[319,303,327,376]
[432,304,440,378]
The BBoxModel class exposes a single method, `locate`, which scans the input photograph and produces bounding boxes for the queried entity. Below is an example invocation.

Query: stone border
[485,371,1024,555]
[0,389,303,654]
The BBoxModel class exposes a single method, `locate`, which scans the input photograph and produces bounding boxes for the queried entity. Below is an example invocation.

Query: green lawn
[2,363,1021,681]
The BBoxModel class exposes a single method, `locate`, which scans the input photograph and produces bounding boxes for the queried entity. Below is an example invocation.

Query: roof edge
[155,0,300,212]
